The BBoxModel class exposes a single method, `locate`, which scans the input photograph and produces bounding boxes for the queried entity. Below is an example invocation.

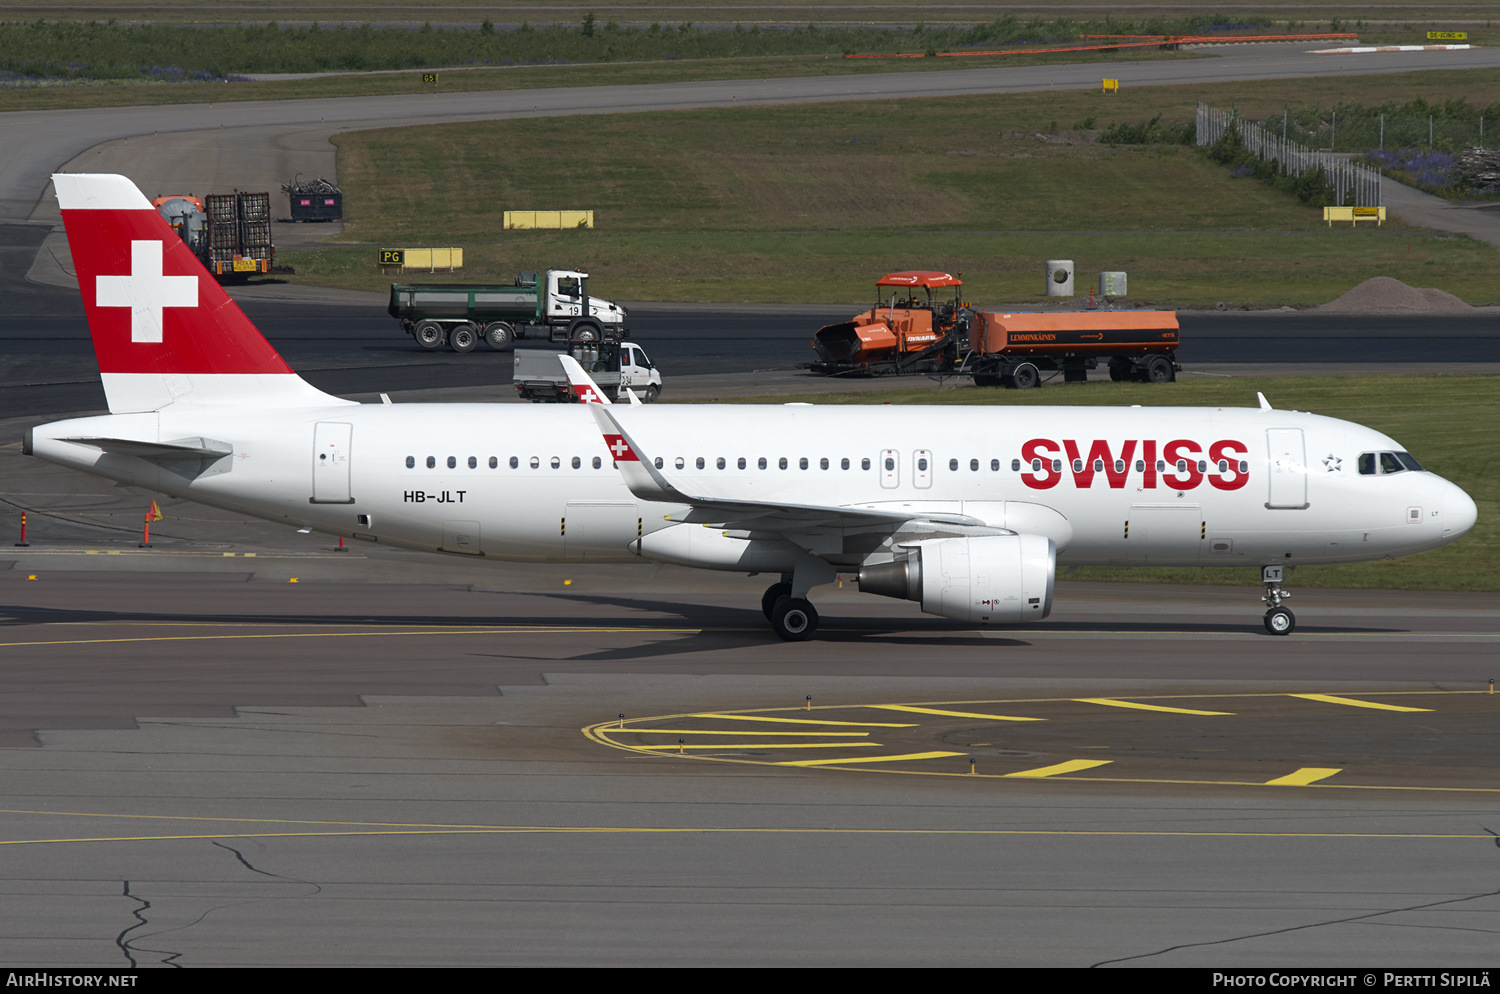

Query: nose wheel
[1260,564,1295,635]
[1264,606,1296,635]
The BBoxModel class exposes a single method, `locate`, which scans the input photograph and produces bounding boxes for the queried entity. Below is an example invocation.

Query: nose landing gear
[1261,564,1295,635]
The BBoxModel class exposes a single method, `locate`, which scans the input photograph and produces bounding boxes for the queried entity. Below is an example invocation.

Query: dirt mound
[1318,276,1473,314]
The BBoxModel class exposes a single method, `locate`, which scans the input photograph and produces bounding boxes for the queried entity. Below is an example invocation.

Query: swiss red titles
[1020,439,1249,491]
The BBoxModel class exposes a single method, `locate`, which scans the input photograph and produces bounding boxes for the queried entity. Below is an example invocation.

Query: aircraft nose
[1441,481,1478,540]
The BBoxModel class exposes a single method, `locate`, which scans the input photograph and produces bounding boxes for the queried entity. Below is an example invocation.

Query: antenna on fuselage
[1257,392,1273,411]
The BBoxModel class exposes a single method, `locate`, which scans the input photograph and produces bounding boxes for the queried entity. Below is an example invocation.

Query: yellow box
[1323,206,1385,227]
[389,247,462,271]
[505,210,595,229]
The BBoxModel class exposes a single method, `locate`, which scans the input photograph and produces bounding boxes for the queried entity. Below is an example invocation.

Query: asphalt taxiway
[1,411,1498,966]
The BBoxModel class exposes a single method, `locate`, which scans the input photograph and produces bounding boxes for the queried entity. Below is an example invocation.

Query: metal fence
[1196,103,1382,207]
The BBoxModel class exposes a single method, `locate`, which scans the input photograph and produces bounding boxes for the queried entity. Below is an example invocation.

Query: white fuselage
[29,402,1476,572]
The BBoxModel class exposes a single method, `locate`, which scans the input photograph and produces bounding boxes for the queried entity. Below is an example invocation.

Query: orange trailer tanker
[811,271,1180,388]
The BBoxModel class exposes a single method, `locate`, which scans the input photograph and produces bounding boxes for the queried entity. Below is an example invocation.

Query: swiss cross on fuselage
[95,240,197,343]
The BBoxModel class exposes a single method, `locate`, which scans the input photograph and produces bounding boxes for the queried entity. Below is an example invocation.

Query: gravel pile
[1318,276,1473,314]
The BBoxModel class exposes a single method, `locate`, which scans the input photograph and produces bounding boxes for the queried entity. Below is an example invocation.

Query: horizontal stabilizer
[63,435,233,458]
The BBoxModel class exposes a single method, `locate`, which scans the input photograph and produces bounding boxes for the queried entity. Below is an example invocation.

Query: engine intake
[858,534,1055,624]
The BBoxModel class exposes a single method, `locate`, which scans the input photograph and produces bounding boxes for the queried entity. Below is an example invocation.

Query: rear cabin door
[1266,428,1309,509]
[311,422,353,504]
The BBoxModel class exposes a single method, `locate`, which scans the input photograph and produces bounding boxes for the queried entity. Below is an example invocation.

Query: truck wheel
[1108,359,1132,382]
[483,322,514,350]
[1011,363,1040,390]
[1144,356,1174,384]
[414,321,444,350]
[449,323,478,353]
[643,385,660,403]
[570,321,600,342]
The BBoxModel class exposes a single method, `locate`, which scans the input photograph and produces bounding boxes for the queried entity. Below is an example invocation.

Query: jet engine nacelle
[858,534,1056,623]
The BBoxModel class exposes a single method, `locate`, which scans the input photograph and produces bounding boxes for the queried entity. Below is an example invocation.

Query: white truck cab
[544,271,627,332]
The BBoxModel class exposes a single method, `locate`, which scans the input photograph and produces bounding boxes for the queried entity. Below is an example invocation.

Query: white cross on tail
[95,240,197,343]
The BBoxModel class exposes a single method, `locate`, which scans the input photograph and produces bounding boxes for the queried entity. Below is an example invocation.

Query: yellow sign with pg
[380,249,404,266]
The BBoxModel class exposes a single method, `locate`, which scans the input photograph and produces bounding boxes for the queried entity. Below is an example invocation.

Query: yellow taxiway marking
[1004,760,1114,778]
[2,808,1498,845]
[869,704,1043,722]
[1265,768,1343,786]
[1075,698,1235,716]
[1290,693,1433,712]
[611,729,871,737]
[636,742,883,751]
[777,751,965,767]
[692,713,916,727]
[50,549,327,559]
[0,626,703,649]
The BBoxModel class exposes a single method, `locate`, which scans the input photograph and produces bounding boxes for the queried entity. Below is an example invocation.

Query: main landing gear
[1260,564,1295,635]
[760,563,834,641]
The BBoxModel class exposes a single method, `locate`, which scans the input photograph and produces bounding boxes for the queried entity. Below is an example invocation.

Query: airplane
[24,174,1478,641]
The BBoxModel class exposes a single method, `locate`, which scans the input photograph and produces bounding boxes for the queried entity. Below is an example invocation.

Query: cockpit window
[1360,451,1425,476]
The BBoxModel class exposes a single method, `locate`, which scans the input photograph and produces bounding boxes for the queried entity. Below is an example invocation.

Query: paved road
[4,255,1498,419]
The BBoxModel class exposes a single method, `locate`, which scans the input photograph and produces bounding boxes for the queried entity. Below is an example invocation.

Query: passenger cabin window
[861,458,870,470]
[510,456,519,469]
[468,456,477,469]
[426,456,436,469]
[405,456,415,469]
[489,457,498,469]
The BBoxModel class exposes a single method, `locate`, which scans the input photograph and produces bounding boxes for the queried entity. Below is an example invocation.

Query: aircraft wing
[587,406,989,532]
[557,354,612,405]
